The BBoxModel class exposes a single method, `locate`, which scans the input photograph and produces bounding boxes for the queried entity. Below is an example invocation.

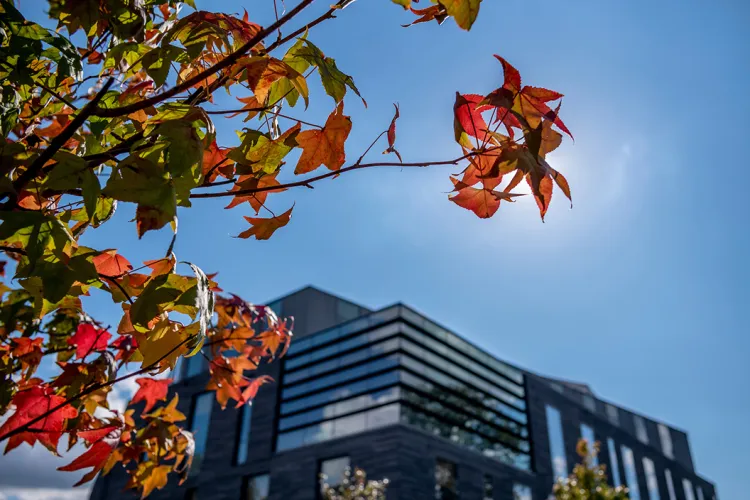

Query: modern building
[90,287,718,500]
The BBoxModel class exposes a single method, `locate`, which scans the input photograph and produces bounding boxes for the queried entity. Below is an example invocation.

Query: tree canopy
[0,0,574,496]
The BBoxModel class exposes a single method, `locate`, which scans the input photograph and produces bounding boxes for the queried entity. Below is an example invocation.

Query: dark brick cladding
[90,287,718,500]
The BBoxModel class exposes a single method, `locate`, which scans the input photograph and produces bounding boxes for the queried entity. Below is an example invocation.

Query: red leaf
[237,205,293,240]
[58,431,119,486]
[77,425,119,445]
[92,250,133,277]
[67,324,112,360]
[382,103,402,162]
[0,385,78,454]
[234,375,273,408]
[131,378,172,413]
[453,93,491,147]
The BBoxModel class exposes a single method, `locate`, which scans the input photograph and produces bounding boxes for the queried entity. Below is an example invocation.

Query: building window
[580,423,598,465]
[190,393,213,476]
[658,423,674,459]
[435,459,458,500]
[244,474,270,500]
[513,483,532,500]
[664,469,677,500]
[320,456,351,495]
[184,488,197,500]
[173,356,183,383]
[696,486,705,500]
[621,445,641,500]
[583,394,596,413]
[634,415,649,444]
[682,479,696,500]
[483,475,493,500]
[546,405,568,481]
[607,438,622,487]
[185,351,208,378]
[643,457,660,500]
[606,404,620,426]
[235,404,253,465]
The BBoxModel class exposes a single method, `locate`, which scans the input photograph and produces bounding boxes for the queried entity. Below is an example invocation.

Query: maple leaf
[67,323,112,360]
[135,319,188,371]
[58,425,121,487]
[453,93,492,148]
[130,462,171,498]
[202,140,231,182]
[487,56,573,138]
[131,377,172,413]
[237,205,294,240]
[234,375,273,408]
[440,0,483,30]
[225,172,286,212]
[382,103,403,162]
[402,5,448,27]
[449,178,522,218]
[295,102,352,174]
[0,385,78,454]
[92,249,133,277]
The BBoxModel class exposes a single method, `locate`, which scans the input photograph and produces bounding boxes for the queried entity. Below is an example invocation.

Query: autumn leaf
[225,172,286,212]
[453,93,492,148]
[237,205,294,240]
[67,323,112,360]
[234,375,273,408]
[382,103,402,162]
[295,103,352,174]
[202,140,231,182]
[402,5,448,27]
[487,56,573,138]
[92,250,133,277]
[0,385,78,454]
[58,425,121,487]
[131,377,172,413]
[449,178,519,218]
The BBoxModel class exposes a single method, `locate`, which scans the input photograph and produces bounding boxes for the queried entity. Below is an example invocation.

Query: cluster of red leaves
[451,56,573,220]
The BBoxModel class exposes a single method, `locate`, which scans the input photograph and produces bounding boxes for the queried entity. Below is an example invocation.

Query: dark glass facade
[90,287,719,500]
[276,306,531,470]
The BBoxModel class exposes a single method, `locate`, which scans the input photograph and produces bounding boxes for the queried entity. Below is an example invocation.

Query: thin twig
[0,335,193,444]
[191,148,499,200]
[91,0,316,118]
[5,78,115,203]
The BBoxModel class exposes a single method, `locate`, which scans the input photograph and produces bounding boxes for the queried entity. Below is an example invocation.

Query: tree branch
[5,78,115,203]
[91,0,316,118]
[0,335,193,445]
[190,148,496,200]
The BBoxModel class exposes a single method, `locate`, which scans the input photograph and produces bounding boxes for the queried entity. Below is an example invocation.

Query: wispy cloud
[0,487,90,500]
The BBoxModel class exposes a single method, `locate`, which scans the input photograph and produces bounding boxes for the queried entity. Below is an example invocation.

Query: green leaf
[42,152,102,219]
[142,45,189,87]
[228,126,298,175]
[439,0,483,30]
[129,273,198,329]
[294,39,364,106]
[102,157,176,237]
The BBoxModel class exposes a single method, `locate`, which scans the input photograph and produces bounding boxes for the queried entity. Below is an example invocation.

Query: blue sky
[3,0,749,499]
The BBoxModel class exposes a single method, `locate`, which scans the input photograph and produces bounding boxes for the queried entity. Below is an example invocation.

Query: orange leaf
[234,375,273,408]
[237,205,293,240]
[225,172,286,212]
[92,250,133,277]
[294,103,352,174]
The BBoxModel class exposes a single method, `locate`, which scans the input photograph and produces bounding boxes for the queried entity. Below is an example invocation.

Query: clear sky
[2,1,749,499]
